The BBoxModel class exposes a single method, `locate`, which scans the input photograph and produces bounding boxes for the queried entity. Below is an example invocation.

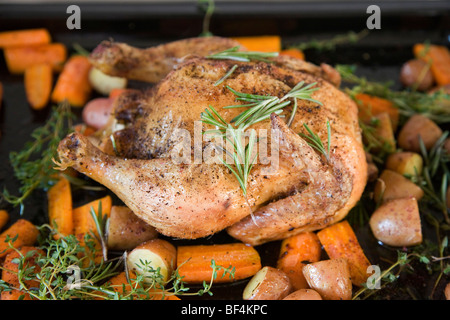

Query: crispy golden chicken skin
[57,37,367,245]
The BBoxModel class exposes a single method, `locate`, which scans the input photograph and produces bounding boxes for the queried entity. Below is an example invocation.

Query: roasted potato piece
[369,197,422,247]
[399,59,434,91]
[302,258,352,300]
[397,114,443,152]
[126,239,177,284]
[107,205,158,251]
[385,151,423,176]
[374,169,424,203]
[243,266,292,300]
[89,67,127,96]
[373,112,396,153]
[282,289,322,300]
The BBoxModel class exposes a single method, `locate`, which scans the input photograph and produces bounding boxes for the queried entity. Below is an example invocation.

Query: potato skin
[243,266,292,300]
[374,169,424,203]
[397,114,443,152]
[385,152,423,176]
[107,206,158,251]
[283,289,322,300]
[399,59,434,91]
[369,197,422,247]
[82,97,114,130]
[126,239,177,283]
[302,258,352,300]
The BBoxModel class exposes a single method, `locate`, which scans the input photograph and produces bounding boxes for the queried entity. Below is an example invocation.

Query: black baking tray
[0,1,449,301]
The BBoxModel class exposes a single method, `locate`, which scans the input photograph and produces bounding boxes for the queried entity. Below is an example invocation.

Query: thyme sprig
[0,225,235,300]
[287,30,369,52]
[206,46,279,63]
[1,102,75,214]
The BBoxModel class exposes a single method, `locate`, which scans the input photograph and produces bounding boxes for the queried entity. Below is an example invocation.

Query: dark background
[0,0,449,300]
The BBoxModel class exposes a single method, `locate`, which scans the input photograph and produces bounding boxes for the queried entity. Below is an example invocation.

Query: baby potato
[243,266,292,300]
[89,67,127,96]
[82,97,114,130]
[369,197,422,247]
[373,112,396,153]
[302,258,352,300]
[385,151,423,176]
[283,289,322,300]
[126,239,177,285]
[107,206,159,251]
[374,169,424,203]
[397,114,443,152]
[399,59,434,91]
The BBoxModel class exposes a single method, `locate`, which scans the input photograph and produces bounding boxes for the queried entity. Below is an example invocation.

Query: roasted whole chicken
[57,36,367,245]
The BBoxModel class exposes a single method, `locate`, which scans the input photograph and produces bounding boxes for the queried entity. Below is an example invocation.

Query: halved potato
[243,266,292,300]
[370,197,422,247]
[302,258,352,300]
[107,205,158,251]
[374,169,424,203]
[397,114,442,152]
[282,289,322,300]
[126,239,177,285]
[385,151,423,176]
[89,67,127,96]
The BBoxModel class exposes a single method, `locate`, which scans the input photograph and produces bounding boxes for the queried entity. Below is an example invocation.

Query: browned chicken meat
[57,36,367,245]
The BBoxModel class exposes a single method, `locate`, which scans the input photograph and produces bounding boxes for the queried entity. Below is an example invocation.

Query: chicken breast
[57,37,367,245]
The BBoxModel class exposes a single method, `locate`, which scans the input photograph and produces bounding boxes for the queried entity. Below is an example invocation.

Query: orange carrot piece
[0,28,51,49]
[3,43,67,74]
[317,220,372,287]
[231,35,281,52]
[72,195,112,237]
[280,48,305,60]
[276,232,322,290]
[108,88,136,99]
[47,177,73,238]
[414,43,450,86]
[177,243,261,284]
[51,55,92,107]
[1,246,43,300]
[354,93,400,131]
[0,219,39,259]
[0,210,8,231]
[24,63,53,110]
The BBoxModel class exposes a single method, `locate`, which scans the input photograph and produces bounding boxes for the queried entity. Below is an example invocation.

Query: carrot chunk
[51,55,93,107]
[24,63,53,110]
[231,35,281,52]
[177,243,261,283]
[276,232,322,290]
[0,28,51,49]
[414,43,450,86]
[47,177,73,238]
[4,43,67,74]
[317,220,372,287]
[0,219,39,259]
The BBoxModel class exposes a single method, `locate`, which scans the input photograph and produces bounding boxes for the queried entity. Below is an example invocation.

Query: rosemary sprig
[198,0,215,37]
[299,121,331,162]
[226,81,322,130]
[201,106,258,196]
[1,102,75,214]
[206,46,279,63]
[214,64,238,86]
